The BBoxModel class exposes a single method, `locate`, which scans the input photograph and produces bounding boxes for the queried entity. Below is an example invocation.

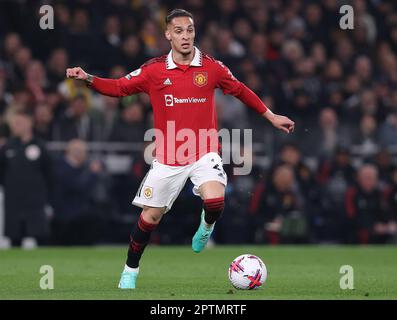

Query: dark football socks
[126,214,158,268]
[203,197,225,225]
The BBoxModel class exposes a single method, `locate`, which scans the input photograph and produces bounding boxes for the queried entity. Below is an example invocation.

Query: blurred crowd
[0,0,397,246]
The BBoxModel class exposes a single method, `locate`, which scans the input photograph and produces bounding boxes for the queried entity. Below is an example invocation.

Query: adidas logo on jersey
[163,78,172,85]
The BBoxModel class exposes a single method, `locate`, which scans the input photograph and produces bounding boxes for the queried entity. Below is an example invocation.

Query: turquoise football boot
[118,270,139,289]
[192,211,215,253]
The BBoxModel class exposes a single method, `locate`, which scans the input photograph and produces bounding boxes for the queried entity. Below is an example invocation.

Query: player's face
[166,17,195,55]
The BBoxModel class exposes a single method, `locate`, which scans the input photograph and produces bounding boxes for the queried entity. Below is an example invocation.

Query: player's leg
[190,153,227,253]
[119,159,190,289]
[119,205,165,289]
[199,181,225,225]
[191,181,225,253]
[126,205,165,268]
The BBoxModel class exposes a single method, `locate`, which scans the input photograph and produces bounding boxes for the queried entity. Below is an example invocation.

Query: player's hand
[263,111,295,133]
[271,114,295,133]
[66,67,88,81]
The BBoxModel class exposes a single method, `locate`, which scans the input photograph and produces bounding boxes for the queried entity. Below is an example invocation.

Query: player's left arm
[215,61,294,134]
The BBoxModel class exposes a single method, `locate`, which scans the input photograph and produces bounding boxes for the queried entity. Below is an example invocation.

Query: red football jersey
[91,47,267,165]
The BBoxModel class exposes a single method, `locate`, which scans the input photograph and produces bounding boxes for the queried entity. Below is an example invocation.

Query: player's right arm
[65,66,150,97]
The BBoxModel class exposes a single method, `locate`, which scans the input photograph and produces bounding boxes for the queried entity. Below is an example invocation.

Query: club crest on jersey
[125,68,142,80]
[143,186,153,199]
[193,72,208,87]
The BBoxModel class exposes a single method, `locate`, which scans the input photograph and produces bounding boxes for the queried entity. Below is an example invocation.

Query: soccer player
[66,9,294,289]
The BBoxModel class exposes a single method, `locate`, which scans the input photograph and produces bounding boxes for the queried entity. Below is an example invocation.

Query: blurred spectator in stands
[119,35,148,70]
[354,0,377,45]
[33,104,54,141]
[198,35,215,56]
[111,142,151,216]
[249,2,268,33]
[232,18,253,48]
[354,55,373,87]
[12,47,32,85]
[379,111,397,148]
[317,147,355,188]
[216,28,245,66]
[296,57,322,104]
[377,46,397,86]
[317,147,355,242]
[53,94,103,141]
[280,39,304,79]
[285,15,306,43]
[0,121,9,147]
[102,95,120,141]
[52,139,104,245]
[334,37,355,70]
[342,74,361,117]
[278,142,321,231]
[344,164,391,244]
[216,90,248,131]
[278,143,315,193]
[0,111,53,248]
[374,150,394,186]
[261,165,307,244]
[25,60,47,105]
[216,0,239,27]
[109,102,145,143]
[313,108,351,158]
[248,33,267,71]
[310,42,327,71]
[0,64,10,116]
[2,33,22,62]
[4,86,31,124]
[96,15,122,72]
[383,167,397,242]
[216,146,261,244]
[359,89,383,122]
[45,86,66,121]
[352,115,379,158]
[65,8,93,66]
[323,59,344,94]
[140,20,163,57]
[304,3,326,45]
[46,48,69,86]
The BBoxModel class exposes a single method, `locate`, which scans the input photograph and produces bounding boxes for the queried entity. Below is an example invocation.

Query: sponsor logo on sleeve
[125,68,142,80]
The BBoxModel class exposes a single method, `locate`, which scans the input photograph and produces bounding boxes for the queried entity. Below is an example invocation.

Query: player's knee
[203,197,225,223]
[142,206,165,224]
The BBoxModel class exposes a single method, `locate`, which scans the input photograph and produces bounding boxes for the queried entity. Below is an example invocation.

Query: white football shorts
[132,152,227,213]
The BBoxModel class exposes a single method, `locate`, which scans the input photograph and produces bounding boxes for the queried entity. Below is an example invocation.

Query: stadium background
[0,0,396,247]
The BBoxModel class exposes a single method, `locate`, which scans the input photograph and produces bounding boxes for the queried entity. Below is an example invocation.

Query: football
[228,254,267,290]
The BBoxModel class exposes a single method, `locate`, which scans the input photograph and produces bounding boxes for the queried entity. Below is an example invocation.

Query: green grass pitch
[0,245,396,300]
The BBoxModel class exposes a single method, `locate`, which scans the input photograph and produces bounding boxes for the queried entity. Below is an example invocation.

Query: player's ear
[165,28,171,41]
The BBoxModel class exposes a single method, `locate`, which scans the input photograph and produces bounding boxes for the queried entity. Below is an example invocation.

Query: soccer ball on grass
[228,254,267,290]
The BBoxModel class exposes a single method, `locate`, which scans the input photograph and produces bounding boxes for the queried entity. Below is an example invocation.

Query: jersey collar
[166,46,202,70]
